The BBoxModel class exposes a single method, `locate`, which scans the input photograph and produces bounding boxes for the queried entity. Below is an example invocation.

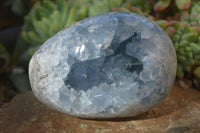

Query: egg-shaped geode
[29,12,177,118]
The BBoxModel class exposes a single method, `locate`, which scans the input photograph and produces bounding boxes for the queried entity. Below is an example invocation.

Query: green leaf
[175,0,191,10]
[191,43,200,54]
[194,67,200,80]
[27,31,43,45]
[49,23,59,37]
[177,55,186,62]
[77,4,89,20]
[182,32,194,40]
[154,0,171,11]
[65,7,76,27]
[32,20,48,41]
[9,73,30,93]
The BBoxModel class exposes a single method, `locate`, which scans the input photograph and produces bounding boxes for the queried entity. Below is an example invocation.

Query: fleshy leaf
[175,0,191,10]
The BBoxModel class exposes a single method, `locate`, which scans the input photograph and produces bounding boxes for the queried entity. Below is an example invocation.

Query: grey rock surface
[29,12,177,118]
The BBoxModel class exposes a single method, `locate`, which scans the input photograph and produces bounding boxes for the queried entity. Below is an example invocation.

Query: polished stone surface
[29,12,177,118]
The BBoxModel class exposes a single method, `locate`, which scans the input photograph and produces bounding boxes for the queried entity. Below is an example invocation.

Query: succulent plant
[181,1,200,26]
[154,0,191,11]
[157,1,200,78]
[19,0,74,62]
[22,0,70,45]
[172,23,200,78]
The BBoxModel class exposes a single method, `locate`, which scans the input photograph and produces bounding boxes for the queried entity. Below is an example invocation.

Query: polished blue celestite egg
[29,12,177,118]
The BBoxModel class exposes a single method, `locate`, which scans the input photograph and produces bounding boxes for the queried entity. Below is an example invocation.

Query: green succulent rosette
[22,0,73,46]
[154,0,191,11]
[173,23,200,78]
[18,0,76,63]
[157,1,200,78]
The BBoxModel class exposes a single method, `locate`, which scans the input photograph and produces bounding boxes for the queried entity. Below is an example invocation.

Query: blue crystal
[29,12,177,118]
[65,32,143,92]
